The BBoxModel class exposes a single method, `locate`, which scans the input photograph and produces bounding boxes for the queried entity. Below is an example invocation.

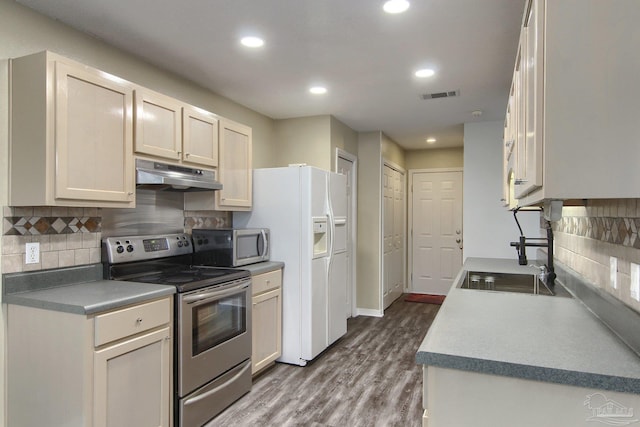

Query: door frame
[382,160,407,302]
[335,148,358,318]
[408,167,463,293]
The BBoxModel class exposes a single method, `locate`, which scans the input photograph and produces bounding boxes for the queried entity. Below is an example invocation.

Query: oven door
[177,278,251,397]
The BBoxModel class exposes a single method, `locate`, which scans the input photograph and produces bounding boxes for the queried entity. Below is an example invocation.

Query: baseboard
[355,307,384,317]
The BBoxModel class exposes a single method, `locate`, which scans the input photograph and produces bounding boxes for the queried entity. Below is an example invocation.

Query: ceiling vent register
[420,90,460,100]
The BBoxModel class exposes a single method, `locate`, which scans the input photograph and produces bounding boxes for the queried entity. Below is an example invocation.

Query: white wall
[463,121,540,260]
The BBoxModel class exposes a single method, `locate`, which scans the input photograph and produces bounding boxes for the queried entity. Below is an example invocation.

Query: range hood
[136,159,222,192]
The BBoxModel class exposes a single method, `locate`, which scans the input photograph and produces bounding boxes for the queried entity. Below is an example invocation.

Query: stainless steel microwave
[192,228,269,267]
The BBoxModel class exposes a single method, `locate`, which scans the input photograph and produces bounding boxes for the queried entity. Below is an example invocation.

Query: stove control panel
[103,233,193,263]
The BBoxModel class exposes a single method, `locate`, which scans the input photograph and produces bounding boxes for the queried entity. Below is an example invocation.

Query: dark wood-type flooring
[208,295,440,427]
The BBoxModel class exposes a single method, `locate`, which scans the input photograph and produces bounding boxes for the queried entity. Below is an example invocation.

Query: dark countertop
[416,257,640,394]
[3,264,175,315]
[240,261,284,276]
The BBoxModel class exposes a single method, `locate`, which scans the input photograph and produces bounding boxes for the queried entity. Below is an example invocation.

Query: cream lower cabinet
[423,366,640,427]
[7,297,173,427]
[10,50,135,207]
[251,269,282,375]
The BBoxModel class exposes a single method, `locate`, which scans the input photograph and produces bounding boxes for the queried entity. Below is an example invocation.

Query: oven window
[192,292,246,356]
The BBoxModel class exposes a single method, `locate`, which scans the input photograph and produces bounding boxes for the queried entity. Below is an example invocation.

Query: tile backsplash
[2,206,102,273]
[553,199,640,313]
[2,205,230,274]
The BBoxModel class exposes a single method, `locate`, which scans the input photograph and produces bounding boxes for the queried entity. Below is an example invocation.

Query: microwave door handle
[260,229,269,257]
[183,283,249,304]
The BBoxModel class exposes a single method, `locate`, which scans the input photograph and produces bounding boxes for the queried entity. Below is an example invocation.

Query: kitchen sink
[461,271,572,298]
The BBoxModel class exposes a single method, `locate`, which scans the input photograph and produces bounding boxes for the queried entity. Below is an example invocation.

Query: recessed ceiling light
[426,138,436,144]
[309,86,327,95]
[240,36,264,48]
[415,68,435,78]
[383,0,410,14]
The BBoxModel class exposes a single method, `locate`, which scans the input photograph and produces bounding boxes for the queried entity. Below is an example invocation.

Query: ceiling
[17,0,526,150]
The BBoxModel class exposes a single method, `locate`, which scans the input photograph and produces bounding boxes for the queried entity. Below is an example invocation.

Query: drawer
[94,297,171,347]
[252,269,282,296]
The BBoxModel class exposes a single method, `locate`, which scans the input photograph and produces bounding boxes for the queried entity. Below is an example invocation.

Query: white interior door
[410,170,463,295]
[336,151,357,318]
[383,163,405,309]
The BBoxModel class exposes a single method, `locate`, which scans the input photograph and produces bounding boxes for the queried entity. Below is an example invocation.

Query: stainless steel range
[103,233,252,427]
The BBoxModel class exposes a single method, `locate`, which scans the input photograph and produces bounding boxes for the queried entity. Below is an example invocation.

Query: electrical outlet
[631,263,640,302]
[25,242,40,264]
[610,256,618,290]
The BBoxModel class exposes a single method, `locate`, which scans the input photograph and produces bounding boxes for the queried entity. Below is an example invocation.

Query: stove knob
[204,238,209,244]
[184,241,190,247]
[197,239,203,245]
[116,246,124,254]
[177,241,183,247]
[126,245,134,253]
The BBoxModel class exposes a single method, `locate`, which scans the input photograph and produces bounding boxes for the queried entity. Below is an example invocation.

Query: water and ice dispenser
[312,217,328,257]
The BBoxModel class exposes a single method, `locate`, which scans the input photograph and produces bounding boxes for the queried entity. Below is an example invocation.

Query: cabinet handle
[127,192,133,196]
[185,152,190,157]
[514,179,527,185]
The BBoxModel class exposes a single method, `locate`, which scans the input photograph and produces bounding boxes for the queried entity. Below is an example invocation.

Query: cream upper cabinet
[134,87,183,161]
[183,105,219,167]
[134,88,219,168]
[251,269,282,375]
[216,118,253,210]
[10,51,135,207]
[505,0,640,206]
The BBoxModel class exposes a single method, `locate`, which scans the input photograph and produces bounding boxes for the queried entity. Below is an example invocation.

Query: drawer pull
[136,317,143,324]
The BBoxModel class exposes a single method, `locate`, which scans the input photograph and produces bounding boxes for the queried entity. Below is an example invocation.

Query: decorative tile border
[184,216,229,232]
[3,216,102,236]
[553,216,640,249]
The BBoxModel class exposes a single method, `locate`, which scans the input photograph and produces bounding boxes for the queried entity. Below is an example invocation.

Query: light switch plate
[610,256,618,290]
[631,263,640,302]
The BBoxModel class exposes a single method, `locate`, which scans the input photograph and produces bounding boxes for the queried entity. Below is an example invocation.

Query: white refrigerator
[234,166,348,366]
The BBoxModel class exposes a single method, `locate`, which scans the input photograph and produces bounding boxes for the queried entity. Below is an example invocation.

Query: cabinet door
[54,61,135,203]
[515,0,544,198]
[134,88,182,161]
[252,288,282,374]
[216,119,252,210]
[183,105,219,167]
[514,33,527,198]
[94,327,171,427]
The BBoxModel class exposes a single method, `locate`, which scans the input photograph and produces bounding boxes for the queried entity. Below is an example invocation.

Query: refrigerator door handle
[328,177,336,260]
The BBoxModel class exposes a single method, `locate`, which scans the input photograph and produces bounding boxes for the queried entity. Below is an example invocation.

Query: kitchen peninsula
[417,258,640,427]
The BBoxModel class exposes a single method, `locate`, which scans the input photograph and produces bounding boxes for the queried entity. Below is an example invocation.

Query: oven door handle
[183,360,251,406]
[183,282,250,304]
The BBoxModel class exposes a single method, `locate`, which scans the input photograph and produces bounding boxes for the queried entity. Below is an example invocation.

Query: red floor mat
[404,293,446,305]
